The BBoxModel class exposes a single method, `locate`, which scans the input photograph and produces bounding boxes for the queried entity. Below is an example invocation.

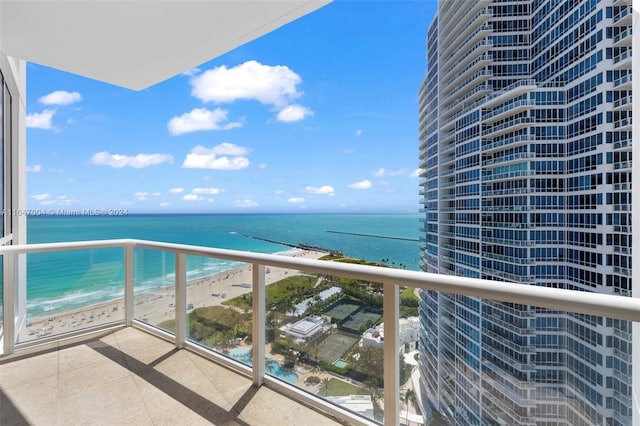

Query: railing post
[175,253,187,349]
[383,282,399,426]
[2,253,16,355]
[252,263,266,386]
[124,245,134,326]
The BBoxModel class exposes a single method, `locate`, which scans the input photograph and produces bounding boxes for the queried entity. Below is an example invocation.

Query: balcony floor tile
[0,328,346,426]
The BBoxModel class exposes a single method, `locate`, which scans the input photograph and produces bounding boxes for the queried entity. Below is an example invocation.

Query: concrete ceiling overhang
[0,0,330,90]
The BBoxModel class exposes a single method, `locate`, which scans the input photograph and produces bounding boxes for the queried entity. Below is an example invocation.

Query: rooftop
[285,316,327,337]
[0,327,344,426]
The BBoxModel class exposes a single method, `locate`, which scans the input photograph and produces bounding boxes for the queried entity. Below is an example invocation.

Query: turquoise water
[227,347,298,384]
[23,214,420,316]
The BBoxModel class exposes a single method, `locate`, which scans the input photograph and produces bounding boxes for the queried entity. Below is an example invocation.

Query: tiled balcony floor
[0,327,346,426]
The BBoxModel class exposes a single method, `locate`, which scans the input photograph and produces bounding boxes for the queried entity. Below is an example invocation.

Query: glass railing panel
[132,248,175,330]
[399,285,422,425]
[183,254,252,364]
[264,261,386,424]
[20,248,124,343]
[0,255,3,335]
[420,292,635,426]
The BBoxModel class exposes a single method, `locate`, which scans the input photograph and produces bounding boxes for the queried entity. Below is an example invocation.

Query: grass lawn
[400,286,418,303]
[223,275,318,310]
[400,286,419,318]
[318,378,367,397]
[266,275,317,306]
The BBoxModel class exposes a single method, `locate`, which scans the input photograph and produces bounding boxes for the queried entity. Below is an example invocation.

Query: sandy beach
[22,249,326,341]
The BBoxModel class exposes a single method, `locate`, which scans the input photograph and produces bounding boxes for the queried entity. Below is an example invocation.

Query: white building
[325,395,374,418]
[281,316,331,344]
[361,317,420,353]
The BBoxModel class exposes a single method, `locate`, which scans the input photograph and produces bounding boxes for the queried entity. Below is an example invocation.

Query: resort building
[281,316,332,344]
[418,1,634,425]
[361,317,420,353]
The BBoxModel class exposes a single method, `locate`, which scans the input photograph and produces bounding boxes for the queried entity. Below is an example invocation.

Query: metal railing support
[175,252,187,349]
[124,245,134,326]
[2,253,16,355]
[252,263,266,386]
[383,282,399,426]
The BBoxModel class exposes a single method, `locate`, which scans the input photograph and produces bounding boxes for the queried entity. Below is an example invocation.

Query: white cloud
[32,193,50,201]
[192,187,222,195]
[27,164,42,173]
[41,197,75,206]
[134,192,149,201]
[191,60,302,107]
[182,144,250,170]
[287,197,305,203]
[209,142,249,156]
[38,90,82,106]
[276,104,314,123]
[305,185,335,196]
[90,152,173,168]
[259,163,267,169]
[410,168,422,178]
[169,187,184,194]
[355,129,363,137]
[152,192,162,196]
[159,202,170,207]
[183,194,203,201]
[348,179,372,190]
[26,109,55,129]
[235,198,258,208]
[182,67,201,77]
[373,167,410,177]
[168,107,242,136]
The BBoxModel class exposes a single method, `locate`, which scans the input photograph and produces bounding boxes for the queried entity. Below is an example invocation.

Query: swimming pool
[333,359,348,369]
[227,347,298,384]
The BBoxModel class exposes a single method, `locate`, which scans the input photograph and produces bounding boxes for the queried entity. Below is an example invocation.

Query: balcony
[0,327,342,426]
[2,239,640,426]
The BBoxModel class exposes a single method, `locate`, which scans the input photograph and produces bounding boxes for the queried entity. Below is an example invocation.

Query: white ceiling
[0,0,330,90]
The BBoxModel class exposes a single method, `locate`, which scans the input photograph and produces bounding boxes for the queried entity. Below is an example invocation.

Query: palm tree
[319,377,331,396]
[402,388,418,425]
[363,378,383,421]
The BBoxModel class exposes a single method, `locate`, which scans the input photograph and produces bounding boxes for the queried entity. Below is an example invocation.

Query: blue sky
[26,1,437,214]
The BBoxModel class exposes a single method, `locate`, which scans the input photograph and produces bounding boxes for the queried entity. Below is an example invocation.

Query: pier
[239,234,340,254]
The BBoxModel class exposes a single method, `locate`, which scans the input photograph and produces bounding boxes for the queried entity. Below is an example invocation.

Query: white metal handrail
[2,238,640,426]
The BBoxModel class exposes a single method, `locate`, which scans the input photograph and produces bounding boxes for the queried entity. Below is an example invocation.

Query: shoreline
[22,249,326,341]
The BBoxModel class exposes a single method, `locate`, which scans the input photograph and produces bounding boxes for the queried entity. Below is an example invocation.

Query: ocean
[22,214,421,316]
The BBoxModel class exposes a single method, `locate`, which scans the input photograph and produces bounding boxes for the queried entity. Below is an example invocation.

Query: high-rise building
[418,1,633,424]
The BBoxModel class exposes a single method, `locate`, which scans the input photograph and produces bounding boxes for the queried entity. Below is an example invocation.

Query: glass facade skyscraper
[418,1,632,424]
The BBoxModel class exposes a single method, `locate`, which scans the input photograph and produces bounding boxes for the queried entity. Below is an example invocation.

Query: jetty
[239,234,341,255]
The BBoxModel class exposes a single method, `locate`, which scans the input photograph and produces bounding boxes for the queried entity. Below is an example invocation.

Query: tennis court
[341,311,381,333]
[324,303,361,322]
[317,333,359,363]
